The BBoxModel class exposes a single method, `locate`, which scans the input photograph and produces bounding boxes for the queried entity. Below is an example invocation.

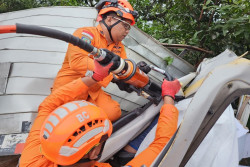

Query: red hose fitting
[0,25,16,34]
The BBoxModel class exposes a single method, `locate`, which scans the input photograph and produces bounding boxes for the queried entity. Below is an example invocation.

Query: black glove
[98,49,120,71]
[112,78,134,93]
[136,61,151,74]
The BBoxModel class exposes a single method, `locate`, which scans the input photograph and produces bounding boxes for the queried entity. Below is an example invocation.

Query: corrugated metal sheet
[0,95,46,114]
[0,6,194,135]
[6,78,53,95]
[0,113,37,134]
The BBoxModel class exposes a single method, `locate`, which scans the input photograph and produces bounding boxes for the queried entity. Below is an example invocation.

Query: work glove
[136,61,151,74]
[92,60,113,82]
[92,49,120,82]
[161,79,181,100]
[111,78,134,93]
[97,49,120,71]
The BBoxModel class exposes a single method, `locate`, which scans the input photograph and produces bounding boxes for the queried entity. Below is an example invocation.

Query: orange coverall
[52,24,127,122]
[20,78,178,167]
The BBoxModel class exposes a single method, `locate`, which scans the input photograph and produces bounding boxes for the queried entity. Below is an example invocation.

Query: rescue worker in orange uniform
[52,0,139,122]
[19,51,117,167]
[19,51,180,167]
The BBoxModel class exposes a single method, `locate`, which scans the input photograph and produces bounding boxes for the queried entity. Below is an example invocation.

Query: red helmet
[40,100,112,165]
[96,0,138,25]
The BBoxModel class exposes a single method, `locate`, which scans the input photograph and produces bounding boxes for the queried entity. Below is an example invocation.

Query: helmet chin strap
[101,19,121,42]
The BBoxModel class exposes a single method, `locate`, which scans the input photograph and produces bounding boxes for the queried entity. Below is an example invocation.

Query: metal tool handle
[149,65,174,81]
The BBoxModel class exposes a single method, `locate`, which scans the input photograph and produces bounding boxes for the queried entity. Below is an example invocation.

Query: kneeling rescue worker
[51,0,138,122]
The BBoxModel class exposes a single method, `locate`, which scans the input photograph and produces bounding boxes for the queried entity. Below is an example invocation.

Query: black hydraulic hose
[165,71,174,81]
[13,23,175,104]
[16,23,95,53]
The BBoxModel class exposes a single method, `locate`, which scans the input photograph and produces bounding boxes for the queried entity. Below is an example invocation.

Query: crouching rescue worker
[19,52,181,166]
[19,52,117,167]
[51,0,138,122]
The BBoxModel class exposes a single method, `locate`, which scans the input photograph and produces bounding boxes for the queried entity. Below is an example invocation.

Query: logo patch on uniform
[81,30,94,44]
[81,36,91,44]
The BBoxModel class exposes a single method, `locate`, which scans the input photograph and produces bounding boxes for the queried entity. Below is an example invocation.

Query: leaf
[163,57,174,65]
[222,25,229,36]
[234,29,244,36]
[202,6,208,10]
[188,0,195,5]
[167,39,174,44]
[244,32,249,40]
[206,0,212,6]
[192,30,202,39]
[159,38,168,43]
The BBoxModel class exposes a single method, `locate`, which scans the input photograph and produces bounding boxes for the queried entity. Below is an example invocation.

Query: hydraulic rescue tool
[0,23,178,104]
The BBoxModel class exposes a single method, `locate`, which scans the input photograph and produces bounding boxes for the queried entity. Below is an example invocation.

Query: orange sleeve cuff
[65,77,89,94]
[160,104,178,113]
[48,77,89,101]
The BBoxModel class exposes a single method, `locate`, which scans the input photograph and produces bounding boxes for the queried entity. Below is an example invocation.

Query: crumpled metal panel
[159,57,250,167]
[184,49,238,97]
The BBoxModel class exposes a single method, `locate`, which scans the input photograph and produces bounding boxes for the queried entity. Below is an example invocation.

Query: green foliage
[0,0,39,13]
[129,0,250,65]
[163,56,174,65]
[0,0,98,13]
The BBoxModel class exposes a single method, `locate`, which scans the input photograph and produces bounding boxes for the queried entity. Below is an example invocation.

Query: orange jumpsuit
[52,24,127,122]
[19,78,178,167]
